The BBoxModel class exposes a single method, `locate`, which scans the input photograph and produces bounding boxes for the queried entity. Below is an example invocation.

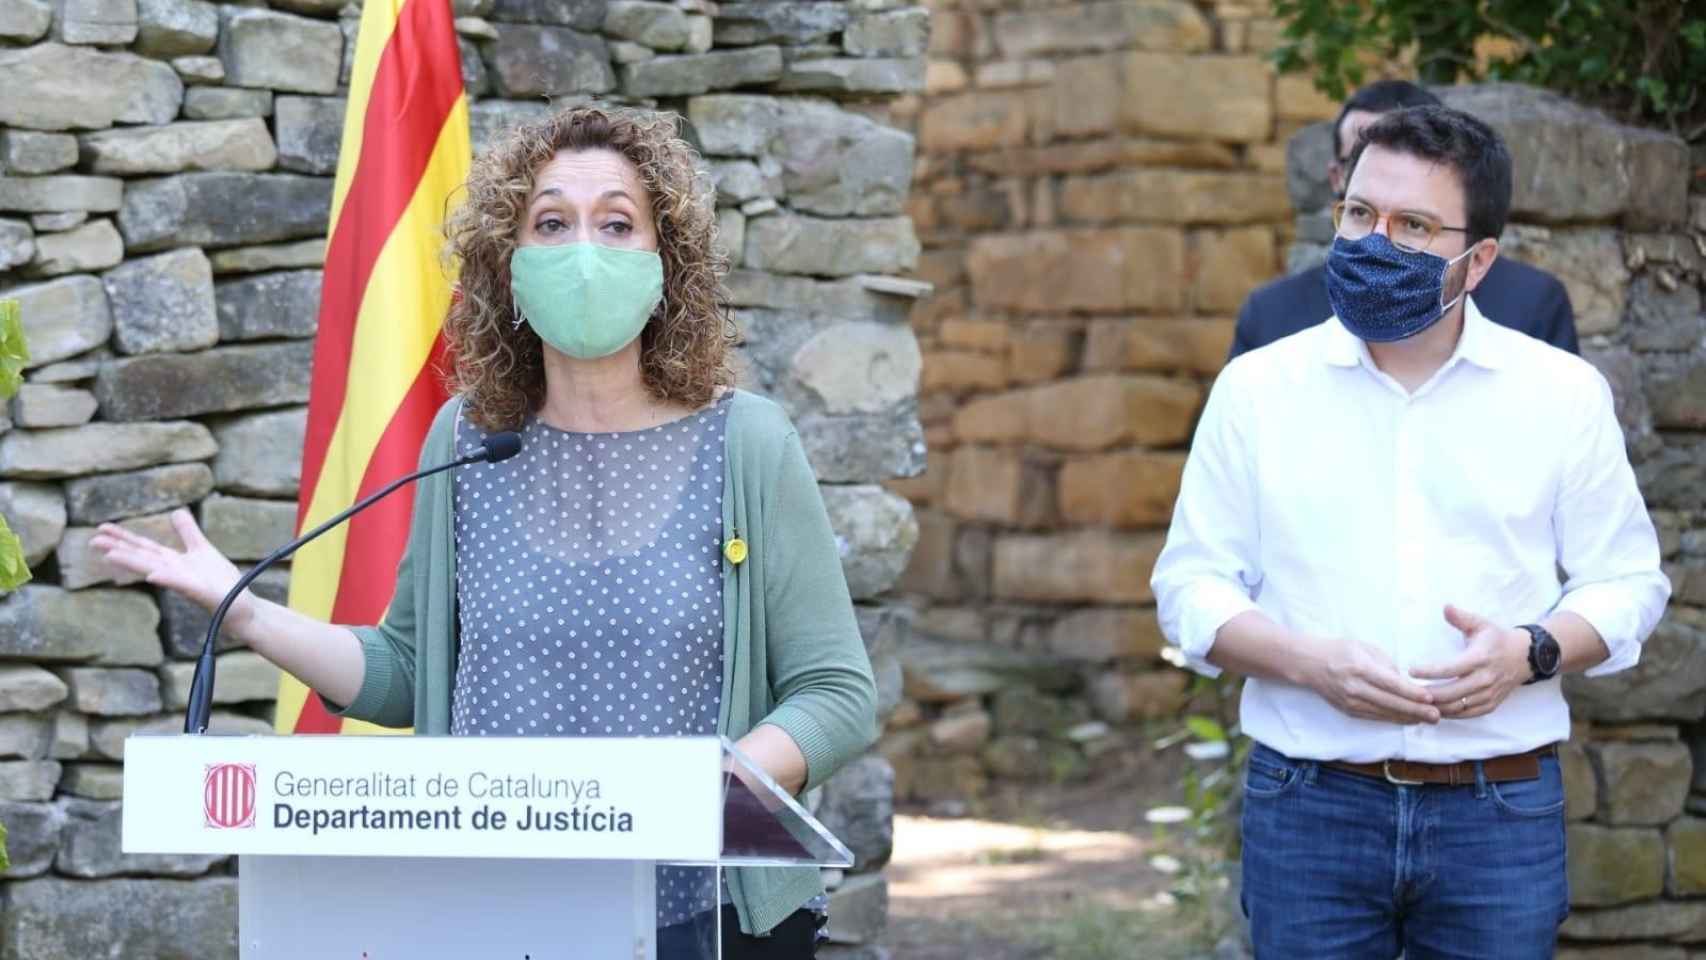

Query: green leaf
[1185,715,1226,743]
[0,299,26,401]
[0,515,31,592]
[1636,76,1670,112]
[0,817,8,872]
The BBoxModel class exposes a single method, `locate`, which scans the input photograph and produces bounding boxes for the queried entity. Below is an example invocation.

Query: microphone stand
[183,441,511,734]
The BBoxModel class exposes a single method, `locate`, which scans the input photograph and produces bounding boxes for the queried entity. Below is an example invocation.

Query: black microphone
[183,431,523,733]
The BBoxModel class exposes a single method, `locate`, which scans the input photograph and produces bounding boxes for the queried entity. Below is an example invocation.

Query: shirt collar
[1454,295,1503,370]
[1321,314,1364,367]
[1322,293,1504,372]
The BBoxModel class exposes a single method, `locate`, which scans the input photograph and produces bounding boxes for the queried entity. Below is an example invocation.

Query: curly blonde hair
[443,104,735,431]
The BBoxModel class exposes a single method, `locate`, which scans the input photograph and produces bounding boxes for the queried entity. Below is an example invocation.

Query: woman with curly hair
[92,104,878,959]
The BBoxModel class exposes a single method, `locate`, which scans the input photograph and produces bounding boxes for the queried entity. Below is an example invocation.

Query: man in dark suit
[1230,81,1579,360]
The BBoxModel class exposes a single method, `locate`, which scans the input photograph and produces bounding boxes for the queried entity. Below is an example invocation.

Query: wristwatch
[1520,623,1561,685]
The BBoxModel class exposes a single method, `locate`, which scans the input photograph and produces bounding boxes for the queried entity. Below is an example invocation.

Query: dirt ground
[882,739,1233,960]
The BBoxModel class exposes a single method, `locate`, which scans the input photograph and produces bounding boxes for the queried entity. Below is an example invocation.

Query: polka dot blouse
[449,394,729,929]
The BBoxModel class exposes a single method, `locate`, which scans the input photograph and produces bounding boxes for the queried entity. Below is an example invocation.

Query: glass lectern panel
[716,736,854,869]
[653,738,852,958]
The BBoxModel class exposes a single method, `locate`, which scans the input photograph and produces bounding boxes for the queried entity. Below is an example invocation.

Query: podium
[121,734,854,959]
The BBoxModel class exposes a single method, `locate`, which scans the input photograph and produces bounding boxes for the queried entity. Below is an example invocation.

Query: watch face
[1535,636,1561,674]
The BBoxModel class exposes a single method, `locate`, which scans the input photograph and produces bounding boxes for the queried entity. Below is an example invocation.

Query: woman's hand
[93,507,370,707]
[90,508,255,631]
[733,724,809,797]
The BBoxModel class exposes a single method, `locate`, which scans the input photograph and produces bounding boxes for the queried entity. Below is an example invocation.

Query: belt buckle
[1383,760,1423,786]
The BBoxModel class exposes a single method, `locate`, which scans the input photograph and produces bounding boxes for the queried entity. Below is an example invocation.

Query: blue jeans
[1240,742,1568,959]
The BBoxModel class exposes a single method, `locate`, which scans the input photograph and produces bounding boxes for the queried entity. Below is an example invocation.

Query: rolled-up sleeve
[1551,371,1671,676]
[1150,366,1262,678]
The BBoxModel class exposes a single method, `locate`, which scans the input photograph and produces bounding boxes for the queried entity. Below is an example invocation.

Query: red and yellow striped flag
[276,0,470,734]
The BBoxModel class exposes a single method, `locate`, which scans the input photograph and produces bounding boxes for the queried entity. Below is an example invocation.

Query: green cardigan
[334,389,879,935]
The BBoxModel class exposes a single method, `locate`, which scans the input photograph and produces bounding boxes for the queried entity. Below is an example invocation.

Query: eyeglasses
[1332,199,1469,254]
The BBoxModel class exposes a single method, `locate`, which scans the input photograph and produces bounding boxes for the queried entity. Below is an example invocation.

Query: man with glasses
[1229,80,1578,360]
[1152,106,1668,957]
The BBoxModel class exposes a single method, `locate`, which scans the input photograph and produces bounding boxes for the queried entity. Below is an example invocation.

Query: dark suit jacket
[1229,256,1579,360]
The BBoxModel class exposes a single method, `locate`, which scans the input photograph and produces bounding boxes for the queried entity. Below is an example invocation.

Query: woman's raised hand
[90,508,251,624]
[92,508,368,707]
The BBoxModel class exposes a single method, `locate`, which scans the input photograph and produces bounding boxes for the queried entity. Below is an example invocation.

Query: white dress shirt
[1151,297,1670,763]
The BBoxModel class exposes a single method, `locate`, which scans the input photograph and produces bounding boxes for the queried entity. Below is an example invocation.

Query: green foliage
[1030,902,1211,960]
[1271,0,1706,136]
[1138,671,1249,953]
[0,299,31,593]
[0,520,28,592]
[1166,675,1248,857]
[1032,905,1150,960]
[1184,715,1226,743]
[0,818,8,872]
[0,299,26,400]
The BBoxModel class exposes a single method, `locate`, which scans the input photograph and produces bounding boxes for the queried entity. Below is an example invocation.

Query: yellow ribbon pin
[724,537,748,565]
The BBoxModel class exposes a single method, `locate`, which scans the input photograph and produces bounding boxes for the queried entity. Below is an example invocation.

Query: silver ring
[1459,697,1468,710]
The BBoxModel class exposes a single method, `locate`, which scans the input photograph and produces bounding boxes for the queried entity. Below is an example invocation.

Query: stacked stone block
[0,0,924,954]
[885,0,1333,805]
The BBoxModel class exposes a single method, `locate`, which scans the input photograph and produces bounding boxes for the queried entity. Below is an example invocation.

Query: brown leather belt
[1324,745,1555,786]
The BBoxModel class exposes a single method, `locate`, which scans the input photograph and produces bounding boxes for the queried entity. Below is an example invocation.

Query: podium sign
[123,734,722,862]
[122,735,849,958]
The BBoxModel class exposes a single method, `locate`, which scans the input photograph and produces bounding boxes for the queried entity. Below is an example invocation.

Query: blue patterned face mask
[1324,233,1476,343]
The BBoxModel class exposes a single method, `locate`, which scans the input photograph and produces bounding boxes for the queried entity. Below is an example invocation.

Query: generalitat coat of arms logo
[204,763,257,829]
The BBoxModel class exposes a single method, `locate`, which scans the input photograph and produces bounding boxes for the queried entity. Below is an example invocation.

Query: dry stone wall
[896,0,1706,946]
[886,0,1334,805]
[0,1,925,955]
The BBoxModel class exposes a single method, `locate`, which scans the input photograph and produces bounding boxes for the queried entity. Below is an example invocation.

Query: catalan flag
[275,0,470,734]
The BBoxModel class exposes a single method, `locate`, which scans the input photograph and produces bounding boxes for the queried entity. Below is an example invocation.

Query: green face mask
[509,242,665,360]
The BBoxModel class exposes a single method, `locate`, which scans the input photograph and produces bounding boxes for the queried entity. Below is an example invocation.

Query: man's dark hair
[1346,105,1514,244]
[1333,80,1441,157]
